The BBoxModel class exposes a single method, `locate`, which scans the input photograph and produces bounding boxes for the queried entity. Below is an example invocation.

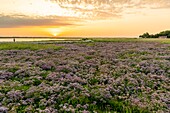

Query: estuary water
[0,38,66,42]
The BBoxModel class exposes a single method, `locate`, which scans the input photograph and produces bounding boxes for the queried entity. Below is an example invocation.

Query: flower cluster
[0,42,169,112]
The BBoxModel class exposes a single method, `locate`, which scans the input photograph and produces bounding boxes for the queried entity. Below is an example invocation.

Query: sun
[47,28,62,37]
[53,33,58,37]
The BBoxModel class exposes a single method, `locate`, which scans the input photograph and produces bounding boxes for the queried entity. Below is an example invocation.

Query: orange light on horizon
[46,28,62,37]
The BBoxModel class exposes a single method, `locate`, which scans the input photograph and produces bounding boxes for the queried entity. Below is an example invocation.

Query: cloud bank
[50,0,170,18]
[0,14,80,28]
[1,0,170,28]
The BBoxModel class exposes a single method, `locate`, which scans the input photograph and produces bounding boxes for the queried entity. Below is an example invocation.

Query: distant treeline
[139,30,170,38]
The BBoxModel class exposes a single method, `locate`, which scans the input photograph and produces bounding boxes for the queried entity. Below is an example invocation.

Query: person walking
[13,38,15,42]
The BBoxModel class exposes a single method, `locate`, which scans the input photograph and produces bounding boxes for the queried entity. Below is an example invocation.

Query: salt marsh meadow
[0,38,170,112]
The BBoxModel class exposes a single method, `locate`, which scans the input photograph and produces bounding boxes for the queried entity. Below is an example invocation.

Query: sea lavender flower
[35,60,55,70]
[0,71,14,79]
[0,106,8,113]
[6,90,23,102]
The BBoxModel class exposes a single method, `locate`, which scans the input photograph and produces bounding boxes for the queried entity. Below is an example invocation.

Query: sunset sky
[0,0,170,37]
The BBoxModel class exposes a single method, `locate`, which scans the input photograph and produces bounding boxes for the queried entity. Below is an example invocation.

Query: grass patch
[118,50,149,59]
[61,68,71,73]
[33,78,42,86]
[91,38,170,44]
[139,38,170,44]
[8,66,20,73]
[92,38,139,42]
[77,42,95,46]
[14,85,31,91]
[0,42,63,50]
[84,56,93,59]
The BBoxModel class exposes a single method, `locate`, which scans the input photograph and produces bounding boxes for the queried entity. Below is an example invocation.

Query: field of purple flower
[0,41,170,112]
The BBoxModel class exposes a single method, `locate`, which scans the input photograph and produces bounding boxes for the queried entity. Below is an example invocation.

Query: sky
[0,0,170,37]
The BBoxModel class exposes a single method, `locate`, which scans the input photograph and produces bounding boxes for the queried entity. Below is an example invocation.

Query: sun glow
[35,1,67,16]
[53,33,57,37]
[0,0,69,17]
[47,28,62,37]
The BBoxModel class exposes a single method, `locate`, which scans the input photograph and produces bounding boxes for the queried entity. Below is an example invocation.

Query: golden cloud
[50,0,170,18]
[0,14,82,28]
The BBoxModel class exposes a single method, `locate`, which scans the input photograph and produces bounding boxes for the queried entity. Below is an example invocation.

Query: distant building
[159,36,167,39]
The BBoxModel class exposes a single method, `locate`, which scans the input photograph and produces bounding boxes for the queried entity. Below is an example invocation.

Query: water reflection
[0,38,66,42]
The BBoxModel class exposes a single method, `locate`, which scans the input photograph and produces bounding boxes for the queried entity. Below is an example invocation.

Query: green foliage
[139,30,170,38]
[159,30,170,37]
[14,85,31,91]
[33,78,42,86]
[0,86,12,94]
[118,50,149,59]
[92,38,139,42]
[139,32,150,38]
[40,71,49,79]
[8,67,19,73]
[0,43,63,50]
[84,56,93,59]
[16,105,27,113]
[112,71,125,78]
[82,38,89,41]
[89,78,99,85]
[61,68,71,73]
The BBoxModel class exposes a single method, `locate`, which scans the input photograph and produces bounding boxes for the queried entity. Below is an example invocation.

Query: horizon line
[0,36,138,38]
